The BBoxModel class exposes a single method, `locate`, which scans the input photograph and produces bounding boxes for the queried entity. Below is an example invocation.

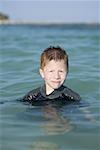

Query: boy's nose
[54,72,60,79]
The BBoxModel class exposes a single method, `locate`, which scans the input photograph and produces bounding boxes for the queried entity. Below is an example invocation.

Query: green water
[0,24,100,150]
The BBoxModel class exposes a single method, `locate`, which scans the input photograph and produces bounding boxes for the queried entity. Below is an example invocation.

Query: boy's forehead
[45,59,66,67]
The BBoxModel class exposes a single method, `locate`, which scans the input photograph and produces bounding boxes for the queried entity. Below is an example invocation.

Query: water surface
[0,24,100,150]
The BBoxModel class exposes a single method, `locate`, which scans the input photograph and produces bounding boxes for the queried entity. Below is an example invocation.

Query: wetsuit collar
[40,84,65,99]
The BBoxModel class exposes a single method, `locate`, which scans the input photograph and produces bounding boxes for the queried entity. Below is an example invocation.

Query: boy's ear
[39,68,44,78]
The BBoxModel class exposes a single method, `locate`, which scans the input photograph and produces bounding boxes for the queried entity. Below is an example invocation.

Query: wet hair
[40,46,69,73]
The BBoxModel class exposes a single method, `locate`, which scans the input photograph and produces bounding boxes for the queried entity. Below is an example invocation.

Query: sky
[0,0,100,23]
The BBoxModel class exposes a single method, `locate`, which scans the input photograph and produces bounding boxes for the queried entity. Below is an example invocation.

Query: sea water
[0,24,100,150]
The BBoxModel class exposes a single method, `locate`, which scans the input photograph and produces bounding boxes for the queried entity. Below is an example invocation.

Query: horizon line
[0,20,100,25]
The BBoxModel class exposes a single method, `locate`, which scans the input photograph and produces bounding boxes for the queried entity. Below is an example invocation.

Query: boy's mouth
[51,81,61,84]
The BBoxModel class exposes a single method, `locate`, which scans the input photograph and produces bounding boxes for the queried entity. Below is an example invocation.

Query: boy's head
[40,46,69,73]
[39,46,69,95]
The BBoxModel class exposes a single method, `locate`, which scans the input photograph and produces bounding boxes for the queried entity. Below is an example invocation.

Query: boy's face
[40,60,67,94]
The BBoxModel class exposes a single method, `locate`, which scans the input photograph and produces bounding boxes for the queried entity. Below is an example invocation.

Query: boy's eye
[59,70,63,73]
[49,70,53,72]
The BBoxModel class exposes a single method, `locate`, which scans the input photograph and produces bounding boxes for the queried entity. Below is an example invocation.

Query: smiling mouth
[52,81,61,83]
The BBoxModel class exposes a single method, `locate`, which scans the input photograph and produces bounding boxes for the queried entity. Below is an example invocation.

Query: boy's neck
[45,84,54,95]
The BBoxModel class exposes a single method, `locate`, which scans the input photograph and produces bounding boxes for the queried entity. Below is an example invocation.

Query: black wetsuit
[22,85,81,105]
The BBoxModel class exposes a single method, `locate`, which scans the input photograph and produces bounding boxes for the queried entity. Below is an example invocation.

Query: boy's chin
[52,85,61,90]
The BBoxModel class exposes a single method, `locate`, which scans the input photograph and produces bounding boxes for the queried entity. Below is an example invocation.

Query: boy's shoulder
[63,85,81,101]
[23,87,41,102]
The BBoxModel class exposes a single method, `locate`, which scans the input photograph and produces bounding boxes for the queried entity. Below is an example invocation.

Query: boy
[23,46,81,105]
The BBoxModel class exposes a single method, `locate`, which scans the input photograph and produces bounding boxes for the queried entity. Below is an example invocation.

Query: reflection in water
[41,104,74,135]
[20,101,98,150]
[30,103,74,150]
[31,141,60,150]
